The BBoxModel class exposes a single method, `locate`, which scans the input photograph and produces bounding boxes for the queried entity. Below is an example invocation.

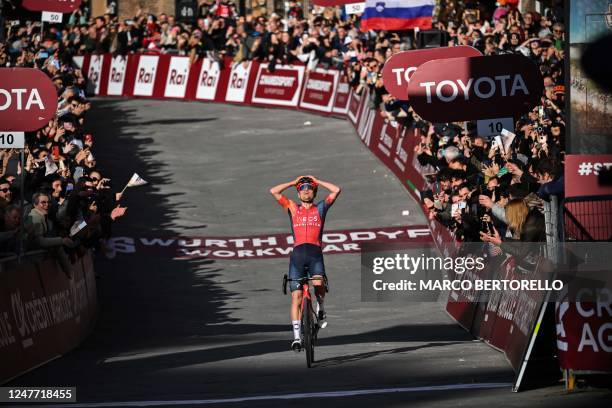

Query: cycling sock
[292,320,301,340]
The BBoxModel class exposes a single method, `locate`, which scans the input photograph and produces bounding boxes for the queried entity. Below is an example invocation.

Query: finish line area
[6,100,610,407]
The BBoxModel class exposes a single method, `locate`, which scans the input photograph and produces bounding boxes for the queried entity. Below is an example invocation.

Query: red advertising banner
[332,75,350,116]
[564,155,612,241]
[22,0,82,13]
[382,46,482,101]
[556,299,612,372]
[0,252,97,383]
[407,54,543,122]
[565,154,612,198]
[0,68,58,131]
[347,88,364,126]
[299,69,339,114]
[251,64,305,107]
[312,0,354,5]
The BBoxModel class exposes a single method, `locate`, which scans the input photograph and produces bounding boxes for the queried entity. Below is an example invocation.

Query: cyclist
[269,175,341,352]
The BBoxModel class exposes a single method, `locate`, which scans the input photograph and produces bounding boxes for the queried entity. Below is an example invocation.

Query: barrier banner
[0,253,97,383]
[556,295,612,372]
[251,64,305,107]
[164,56,191,99]
[195,58,223,101]
[0,260,48,383]
[444,249,490,333]
[107,55,128,96]
[35,258,89,356]
[80,252,98,325]
[225,61,253,103]
[347,87,364,126]
[299,68,339,114]
[478,256,516,350]
[332,75,350,116]
[133,55,160,97]
[554,262,612,373]
[86,54,104,96]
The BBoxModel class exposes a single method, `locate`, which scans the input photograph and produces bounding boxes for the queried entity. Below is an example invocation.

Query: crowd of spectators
[0,0,566,262]
[0,5,127,276]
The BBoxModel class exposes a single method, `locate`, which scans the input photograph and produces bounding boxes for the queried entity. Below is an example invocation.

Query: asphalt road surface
[9,100,611,407]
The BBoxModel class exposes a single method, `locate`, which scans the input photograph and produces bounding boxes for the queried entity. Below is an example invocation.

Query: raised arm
[307,175,341,203]
[269,176,302,201]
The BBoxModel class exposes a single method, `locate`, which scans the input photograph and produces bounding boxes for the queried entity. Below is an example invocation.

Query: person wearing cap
[269,175,341,352]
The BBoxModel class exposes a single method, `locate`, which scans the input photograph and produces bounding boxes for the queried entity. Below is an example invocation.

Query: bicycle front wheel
[302,301,314,368]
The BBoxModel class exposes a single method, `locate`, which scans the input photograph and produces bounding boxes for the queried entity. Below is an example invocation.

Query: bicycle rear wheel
[302,301,314,368]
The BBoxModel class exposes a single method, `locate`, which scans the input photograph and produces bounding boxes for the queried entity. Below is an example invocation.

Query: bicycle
[282,274,328,368]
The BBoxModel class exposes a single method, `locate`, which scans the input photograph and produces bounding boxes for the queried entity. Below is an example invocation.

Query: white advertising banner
[87,55,104,95]
[164,56,190,98]
[133,55,159,97]
[107,56,128,96]
[225,61,252,103]
[195,58,221,101]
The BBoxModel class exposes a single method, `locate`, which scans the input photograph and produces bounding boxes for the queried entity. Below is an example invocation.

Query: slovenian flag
[360,0,434,32]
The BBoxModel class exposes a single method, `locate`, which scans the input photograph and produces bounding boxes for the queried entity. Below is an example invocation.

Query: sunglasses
[298,184,314,191]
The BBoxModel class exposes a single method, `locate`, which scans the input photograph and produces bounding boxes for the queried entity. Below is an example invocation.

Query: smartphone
[538,106,544,117]
[451,203,459,215]
[497,167,509,177]
[52,146,60,159]
[493,135,503,151]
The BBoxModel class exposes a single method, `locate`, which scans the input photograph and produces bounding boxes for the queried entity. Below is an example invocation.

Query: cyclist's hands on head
[304,175,318,184]
[292,175,305,186]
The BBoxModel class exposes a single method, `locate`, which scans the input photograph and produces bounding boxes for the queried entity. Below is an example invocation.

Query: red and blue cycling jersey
[277,195,336,247]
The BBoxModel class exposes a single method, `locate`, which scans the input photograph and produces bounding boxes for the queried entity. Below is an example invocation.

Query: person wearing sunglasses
[0,178,13,209]
[26,192,76,278]
[269,175,341,352]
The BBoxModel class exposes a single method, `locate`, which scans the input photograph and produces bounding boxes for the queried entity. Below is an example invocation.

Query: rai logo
[375,2,385,12]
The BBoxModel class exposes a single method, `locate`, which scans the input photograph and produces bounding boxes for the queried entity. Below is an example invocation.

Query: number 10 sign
[476,117,514,139]
[0,132,25,149]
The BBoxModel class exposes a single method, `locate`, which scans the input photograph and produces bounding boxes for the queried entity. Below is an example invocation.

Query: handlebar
[282,274,329,295]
